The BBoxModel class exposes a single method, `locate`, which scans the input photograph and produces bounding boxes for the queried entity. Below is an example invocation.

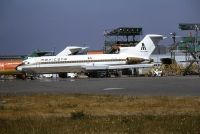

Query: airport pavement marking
[103,88,125,91]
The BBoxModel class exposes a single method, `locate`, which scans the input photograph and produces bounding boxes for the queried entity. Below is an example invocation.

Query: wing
[82,64,154,71]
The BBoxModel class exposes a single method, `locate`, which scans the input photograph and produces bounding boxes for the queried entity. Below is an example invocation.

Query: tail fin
[120,34,164,59]
[135,34,164,59]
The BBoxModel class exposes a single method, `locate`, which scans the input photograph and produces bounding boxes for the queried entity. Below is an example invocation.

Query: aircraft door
[86,56,94,66]
[35,58,40,73]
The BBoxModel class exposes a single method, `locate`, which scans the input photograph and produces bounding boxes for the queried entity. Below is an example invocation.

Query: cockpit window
[23,61,30,65]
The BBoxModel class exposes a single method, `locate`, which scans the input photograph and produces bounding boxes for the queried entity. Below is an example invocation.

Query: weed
[70,111,87,120]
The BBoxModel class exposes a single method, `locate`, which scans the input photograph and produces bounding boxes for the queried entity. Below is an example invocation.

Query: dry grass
[0,94,200,133]
[1,94,200,117]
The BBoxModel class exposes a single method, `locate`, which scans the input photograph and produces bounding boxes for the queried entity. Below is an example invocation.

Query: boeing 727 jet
[17,34,164,77]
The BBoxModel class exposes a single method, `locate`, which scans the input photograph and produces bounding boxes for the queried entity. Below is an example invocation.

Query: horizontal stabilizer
[57,46,88,56]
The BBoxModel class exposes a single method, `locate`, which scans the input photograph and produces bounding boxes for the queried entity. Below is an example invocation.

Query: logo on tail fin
[141,43,147,51]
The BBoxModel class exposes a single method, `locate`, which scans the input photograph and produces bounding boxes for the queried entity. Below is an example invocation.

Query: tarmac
[0,76,200,96]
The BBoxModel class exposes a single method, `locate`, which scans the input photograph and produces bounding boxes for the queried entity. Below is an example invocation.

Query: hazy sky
[0,0,200,55]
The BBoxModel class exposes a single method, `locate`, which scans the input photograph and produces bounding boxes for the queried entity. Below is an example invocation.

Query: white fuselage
[18,54,129,73]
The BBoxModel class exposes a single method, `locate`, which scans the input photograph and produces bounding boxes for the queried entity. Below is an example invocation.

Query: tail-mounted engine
[126,57,145,64]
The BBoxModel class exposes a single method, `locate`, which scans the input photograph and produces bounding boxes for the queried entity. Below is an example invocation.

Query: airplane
[0,59,23,76]
[16,34,164,77]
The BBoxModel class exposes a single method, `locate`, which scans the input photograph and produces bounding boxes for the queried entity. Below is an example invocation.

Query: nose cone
[16,66,23,71]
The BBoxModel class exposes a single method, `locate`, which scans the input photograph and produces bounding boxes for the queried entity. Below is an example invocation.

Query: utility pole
[170,32,176,64]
